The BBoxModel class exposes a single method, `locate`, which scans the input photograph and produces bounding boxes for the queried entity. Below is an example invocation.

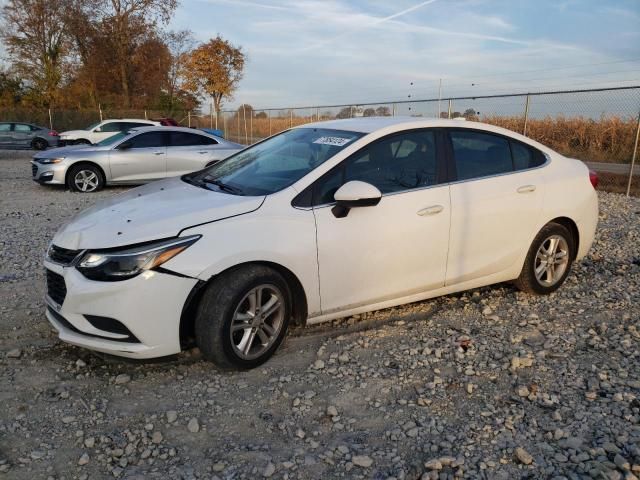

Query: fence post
[144,110,147,120]
[316,107,319,122]
[268,110,271,136]
[249,111,253,145]
[626,110,640,197]
[215,110,218,130]
[188,111,191,128]
[447,99,452,119]
[237,112,240,143]
[522,94,531,135]
[243,107,248,145]
[48,109,53,129]
[392,103,396,116]
[289,110,292,128]
[98,104,103,122]
[223,113,226,138]
[350,106,354,118]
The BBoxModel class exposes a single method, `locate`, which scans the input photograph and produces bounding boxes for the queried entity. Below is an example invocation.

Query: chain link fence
[1,86,639,195]
[212,86,640,196]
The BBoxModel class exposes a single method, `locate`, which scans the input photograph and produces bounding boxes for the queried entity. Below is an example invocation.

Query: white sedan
[43,118,598,369]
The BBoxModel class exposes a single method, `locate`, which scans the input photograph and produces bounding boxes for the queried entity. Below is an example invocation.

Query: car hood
[34,145,105,158]
[52,177,265,250]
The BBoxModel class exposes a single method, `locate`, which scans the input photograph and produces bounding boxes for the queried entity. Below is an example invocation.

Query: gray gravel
[1,150,639,479]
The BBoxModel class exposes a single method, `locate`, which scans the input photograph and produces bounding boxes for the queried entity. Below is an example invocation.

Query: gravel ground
[1,150,639,480]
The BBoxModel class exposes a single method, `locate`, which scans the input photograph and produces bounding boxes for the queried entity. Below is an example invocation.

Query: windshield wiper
[203,176,244,195]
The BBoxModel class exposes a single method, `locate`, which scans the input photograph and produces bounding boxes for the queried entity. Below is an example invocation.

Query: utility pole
[437,79,442,118]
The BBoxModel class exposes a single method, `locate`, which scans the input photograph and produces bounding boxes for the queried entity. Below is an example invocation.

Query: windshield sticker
[313,136,354,147]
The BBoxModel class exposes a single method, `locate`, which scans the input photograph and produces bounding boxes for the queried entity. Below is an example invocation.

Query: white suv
[59,119,160,146]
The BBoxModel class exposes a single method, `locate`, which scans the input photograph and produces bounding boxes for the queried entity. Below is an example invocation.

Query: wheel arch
[65,161,107,187]
[179,261,309,348]
[548,216,580,259]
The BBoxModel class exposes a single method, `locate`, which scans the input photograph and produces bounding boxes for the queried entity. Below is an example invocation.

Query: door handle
[197,151,208,154]
[417,205,444,216]
[153,151,165,155]
[517,185,536,193]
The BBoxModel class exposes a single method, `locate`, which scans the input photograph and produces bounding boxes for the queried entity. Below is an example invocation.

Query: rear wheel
[32,138,47,150]
[67,164,104,193]
[514,222,575,294]
[195,265,291,370]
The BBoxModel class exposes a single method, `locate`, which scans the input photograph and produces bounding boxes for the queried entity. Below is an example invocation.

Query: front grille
[32,163,38,177]
[46,269,67,306]
[48,245,82,265]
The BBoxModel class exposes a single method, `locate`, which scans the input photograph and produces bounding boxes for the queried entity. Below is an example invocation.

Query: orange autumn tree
[182,36,245,113]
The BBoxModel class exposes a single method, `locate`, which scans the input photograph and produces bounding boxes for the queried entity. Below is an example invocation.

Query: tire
[67,164,104,193]
[514,222,575,295]
[195,265,292,370]
[32,138,48,150]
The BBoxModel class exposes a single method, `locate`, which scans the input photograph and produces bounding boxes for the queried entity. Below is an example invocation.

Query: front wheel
[514,222,575,295]
[195,265,291,370]
[67,164,104,193]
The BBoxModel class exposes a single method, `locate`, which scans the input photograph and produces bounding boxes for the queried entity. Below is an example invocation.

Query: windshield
[96,131,128,147]
[85,121,101,131]
[183,128,364,196]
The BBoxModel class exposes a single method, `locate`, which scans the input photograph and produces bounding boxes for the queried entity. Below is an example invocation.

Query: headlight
[37,157,65,164]
[77,235,200,281]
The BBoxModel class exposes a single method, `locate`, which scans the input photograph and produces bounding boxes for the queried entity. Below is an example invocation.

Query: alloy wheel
[230,284,285,360]
[534,234,569,287]
[74,170,99,192]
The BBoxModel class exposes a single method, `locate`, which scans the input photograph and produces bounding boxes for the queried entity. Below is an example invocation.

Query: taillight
[48,130,59,136]
[589,169,598,189]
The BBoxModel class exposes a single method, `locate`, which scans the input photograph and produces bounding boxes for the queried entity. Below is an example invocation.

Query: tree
[0,70,25,106]
[363,108,376,117]
[336,107,352,119]
[463,108,478,120]
[1,0,73,107]
[165,30,196,112]
[182,36,245,113]
[375,106,391,116]
[91,0,178,106]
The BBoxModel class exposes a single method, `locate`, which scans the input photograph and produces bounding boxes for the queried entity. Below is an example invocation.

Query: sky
[169,0,640,111]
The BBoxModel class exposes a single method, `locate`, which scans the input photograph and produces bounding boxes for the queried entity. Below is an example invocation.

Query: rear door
[108,131,169,182]
[12,123,34,146]
[166,131,218,176]
[445,128,546,285]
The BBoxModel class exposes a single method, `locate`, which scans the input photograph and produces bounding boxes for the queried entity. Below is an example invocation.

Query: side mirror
[94,127,102,132]
[118,141,132,150]
[332,180,381,218]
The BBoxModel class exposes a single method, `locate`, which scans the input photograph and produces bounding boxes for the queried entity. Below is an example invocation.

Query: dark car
[0,122,59,150]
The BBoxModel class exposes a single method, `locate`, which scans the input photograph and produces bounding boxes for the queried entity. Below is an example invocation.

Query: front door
[109,131,168,182]
[311,129,451,314]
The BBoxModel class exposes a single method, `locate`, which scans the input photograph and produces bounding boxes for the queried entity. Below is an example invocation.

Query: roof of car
[104,118,158,123]
[298,116,483,133]
[128,125,217,135]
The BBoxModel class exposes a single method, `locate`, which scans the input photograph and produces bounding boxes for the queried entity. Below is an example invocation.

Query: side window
[0,123,13,132]
[126,122,152,129]
[450,130,512,181]
[127,132,167,149]
[14,124,31,132]
[169,132,216,146]
[199,135,218,145]
[100,122,125,132]
[313,130,438,205]
[511,141,546,170]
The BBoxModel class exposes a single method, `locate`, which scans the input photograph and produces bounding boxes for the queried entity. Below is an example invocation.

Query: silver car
[0,122,60,150]
[31,126,244,192]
